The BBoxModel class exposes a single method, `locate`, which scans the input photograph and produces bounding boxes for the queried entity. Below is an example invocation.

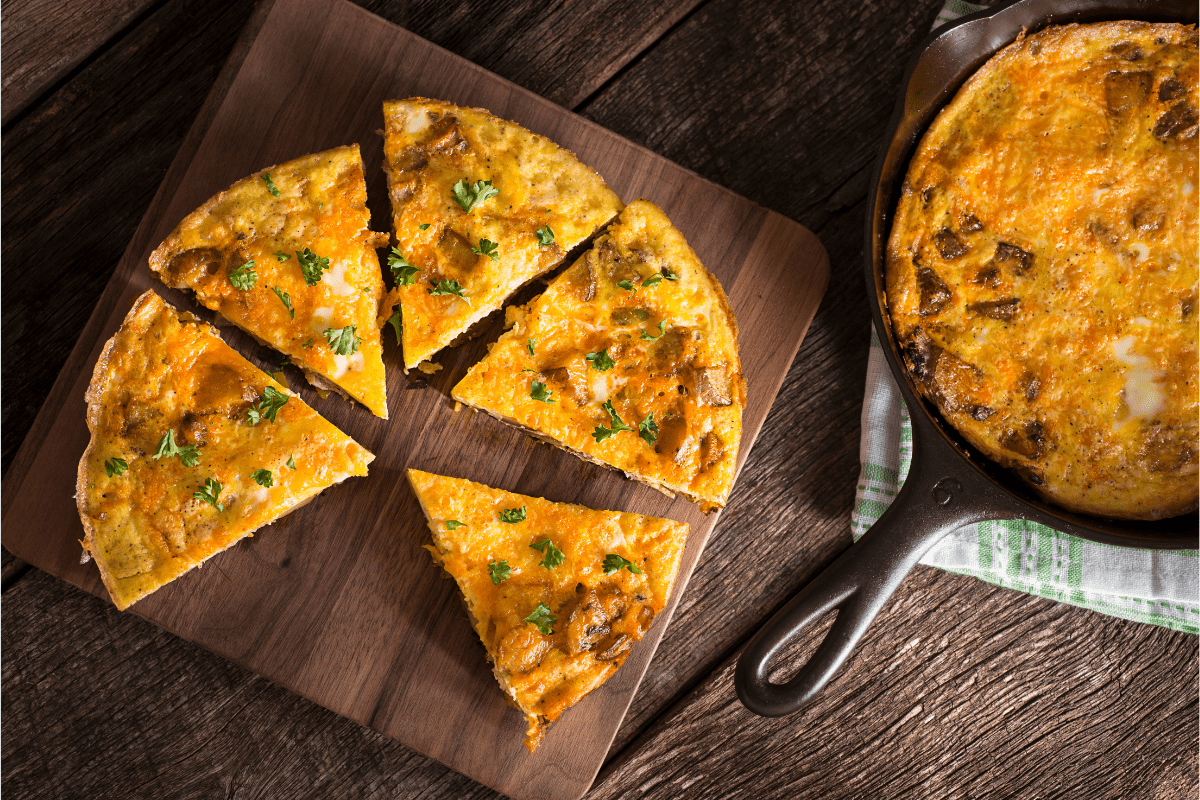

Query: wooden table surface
[3,1,1196,798]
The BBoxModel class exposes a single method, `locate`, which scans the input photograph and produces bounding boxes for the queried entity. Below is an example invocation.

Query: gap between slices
[77,291,374,610]
[381,98,624,371]
[452,199,745,511]
[406,469,689,752]
[149,144,391,418]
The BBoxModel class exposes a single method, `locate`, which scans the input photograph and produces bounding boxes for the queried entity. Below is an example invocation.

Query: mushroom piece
[695,366,733,407]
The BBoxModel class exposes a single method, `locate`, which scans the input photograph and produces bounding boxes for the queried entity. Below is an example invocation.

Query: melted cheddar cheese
[149,145,390,417]
[77,291,373,610]
[407,469,688,752]
[382,98,623,369]
[452,200,745,510]
[886,23,1198,519]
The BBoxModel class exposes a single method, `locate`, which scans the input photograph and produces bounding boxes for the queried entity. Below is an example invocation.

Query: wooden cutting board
[0,0,828,797]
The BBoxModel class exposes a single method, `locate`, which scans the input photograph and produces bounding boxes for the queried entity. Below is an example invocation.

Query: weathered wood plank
[0,0,159,124]
[591,566,1200,800]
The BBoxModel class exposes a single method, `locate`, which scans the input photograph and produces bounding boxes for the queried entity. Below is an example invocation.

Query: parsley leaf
[302,337,314,349]
[296,247,330,286]
[524,603,556,635]
[638,412,658,445]
[252,469,274,487]
[445,520,467,530]
[229,260,257,290]
[104,457,128,478]
[527,338,536,357]
[663,268,679,281]
[286,455,297,470]
[592,400,635,443]
[273,250,291,262]
[153,430,200,467]
[530,379,554,403]
[498,506,527,524]
[641,319,668,341]
[451,178,499,213]
[247,386,289,425]
[387,307,402,345]
[388,247,419,286]
[616,279,636,292]
[261,173,281,197]
[193,477,224,511]
[530,539,565,569]
[535,225,555,246]
[602,553,644,575]
[323,325,361,356]
[586,349,616,371]
[271,286,294,318]
[642,273,663,288]
[428,279,468,301]
[472,238,499,260]
[488,560,511,585]
[418,223,431,230]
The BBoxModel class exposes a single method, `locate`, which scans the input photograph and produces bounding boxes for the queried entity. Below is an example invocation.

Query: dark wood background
[3,1,1196,798]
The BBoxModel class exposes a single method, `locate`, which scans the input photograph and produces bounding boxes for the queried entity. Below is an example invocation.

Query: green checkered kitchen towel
[850,1,1198,635]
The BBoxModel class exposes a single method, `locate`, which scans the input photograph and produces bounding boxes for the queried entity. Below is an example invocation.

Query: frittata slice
[407,469,688,752]
[149,145,391,417]
[382,98,624,370]
[77,291,374,611]
[452,200,745,511]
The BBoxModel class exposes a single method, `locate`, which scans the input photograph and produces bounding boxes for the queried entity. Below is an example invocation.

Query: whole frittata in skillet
[886,22,1197,520]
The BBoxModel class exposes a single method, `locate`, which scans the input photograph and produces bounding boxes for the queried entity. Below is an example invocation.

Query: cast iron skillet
[735,0,1200,717]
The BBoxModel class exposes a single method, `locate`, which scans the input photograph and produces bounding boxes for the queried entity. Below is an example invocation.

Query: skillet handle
[734,451,995,717]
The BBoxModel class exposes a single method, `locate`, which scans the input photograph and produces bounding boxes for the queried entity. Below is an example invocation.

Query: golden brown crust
[886,22,1198,520]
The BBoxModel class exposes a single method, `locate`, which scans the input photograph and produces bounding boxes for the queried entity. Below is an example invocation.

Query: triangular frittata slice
[407,469,688,752]
[452,200,745,511]
[77,291,374,610]
[382,98,624,370]
[149,145,390,417]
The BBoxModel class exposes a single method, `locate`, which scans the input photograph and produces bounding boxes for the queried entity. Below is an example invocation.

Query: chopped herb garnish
[602,553,643,575]
[261,173,281,197]
[638,412,658,446]
[302,337,314,349]
[535,225,555,246]
[530,539,565,569]
[616,279,636,292]
[388,247,419,286]
[387,307,402,345]
[499,506,527,524]
[418,222,431,230]
[428,278,468,301]
[642,273,663,288]
[524,603,556,635]
[271,286,294,318]
[445,520,467,530]
[451,178,499,213]
[530,379,554,403]
[592,399,635,442]
[663,268,680,281]
[586,349,616,371]
[472,238,499,260]
[229,260,257,290]
[286,455,297,470]
[153,430,200,467]
[641,319,668,341]
[296,247,330,286]
[247,386,289,425]
[273,250,291,262]
[323,325,361,356]
[488,560,511,584]
[193,478,224,511]
[527,338,536,357]
[252,469,274,487]
[104,457,128,478]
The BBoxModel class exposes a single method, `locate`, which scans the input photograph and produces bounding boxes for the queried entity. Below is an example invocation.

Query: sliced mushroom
[1000,421,1046,461]
[699,431,726,473]
[968,405,995,421]
[967,298,1020,321]
[435,228,478,272]
[423,115,468,155]
[1158,77,1185,102]
[960,212,984,233]
[933,227,968,260]
[561,258,596,302]
[1103,70,1152,116]
[991,242,1034,274]
[918,266,951,316]
[1109,42,1143,61]
[901,328,940,385]
[696,366,733,406]
[163,247,227,285]
[972,266,1001,288]
[1153,102,1199,141]
[540,366,589,406]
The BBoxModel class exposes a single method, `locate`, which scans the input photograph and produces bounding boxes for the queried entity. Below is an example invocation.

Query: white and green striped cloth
[852,329,1198,634]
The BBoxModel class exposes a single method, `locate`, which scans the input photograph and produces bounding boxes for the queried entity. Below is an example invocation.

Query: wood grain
[0,0,827,797]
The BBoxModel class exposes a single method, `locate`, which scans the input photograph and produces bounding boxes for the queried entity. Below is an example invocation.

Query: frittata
[77,291,374,610]
[452,200,745,511]
[381,98,624,370]
[149,145,391,417]
[886,22,1198,520]
[407,469,688,752]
